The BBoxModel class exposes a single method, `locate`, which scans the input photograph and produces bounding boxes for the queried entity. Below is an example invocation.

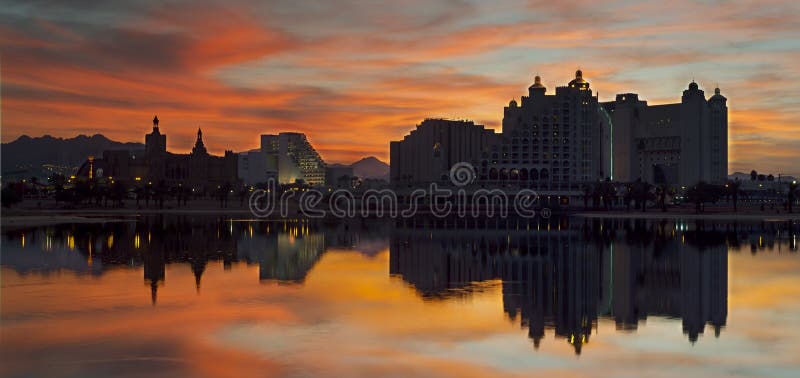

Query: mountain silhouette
[1,134,144,180]
[327,156,389,181]
[350,156,389,181]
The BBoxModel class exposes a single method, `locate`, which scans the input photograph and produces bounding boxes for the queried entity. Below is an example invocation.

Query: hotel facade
[390,71,728,195]
[238,132,327,186]
[602,82,728,185]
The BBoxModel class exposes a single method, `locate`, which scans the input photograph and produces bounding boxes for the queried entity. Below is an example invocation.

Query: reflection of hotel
[12,217,797,350]
[390,222,600,353]
[611,227,728,342]
[389,217,728,353]
[237,228,325,283]
[0,217,324,304]
[390,71,728,193]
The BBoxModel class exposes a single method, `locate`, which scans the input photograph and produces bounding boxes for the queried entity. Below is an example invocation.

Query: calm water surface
[1,215,799,377]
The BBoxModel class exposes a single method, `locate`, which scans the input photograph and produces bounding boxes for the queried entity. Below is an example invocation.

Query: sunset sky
[1,0,798,174]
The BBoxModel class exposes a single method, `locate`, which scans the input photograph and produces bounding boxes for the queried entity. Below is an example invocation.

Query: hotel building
[601,82,728,185]
[389,119,500,186]
[390,70,728,194]
[238,132,327,186]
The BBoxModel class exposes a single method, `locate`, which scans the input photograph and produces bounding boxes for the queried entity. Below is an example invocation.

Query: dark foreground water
[1,215,799,378]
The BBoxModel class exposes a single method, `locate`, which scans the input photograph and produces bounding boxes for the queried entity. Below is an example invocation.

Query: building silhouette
[390,119,499,186]
[237,147,272,186]
[601,83,728,185]
[390,71,729,193]
[78,116,239,193]
[470,71,604,198]
[325,165,355,188]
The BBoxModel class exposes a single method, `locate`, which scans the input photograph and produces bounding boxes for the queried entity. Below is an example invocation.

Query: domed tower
[682,80,704,101]
[528,75,546,97]
[680,80,712,185]
[145,115,167,156]
[192,128,208,155]
[708,87,728,183]
[708,86,726,103]
[568,70,590,90]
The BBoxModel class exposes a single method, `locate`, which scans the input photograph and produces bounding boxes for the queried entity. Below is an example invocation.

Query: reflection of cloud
[0,243,105,275]
[1,1,799,170]
[2,239,800,377]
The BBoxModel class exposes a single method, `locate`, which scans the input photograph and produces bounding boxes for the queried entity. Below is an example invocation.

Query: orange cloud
[1,0,798,172]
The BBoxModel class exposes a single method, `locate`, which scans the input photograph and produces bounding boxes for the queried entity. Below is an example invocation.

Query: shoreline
[573,212,800,221]
[0,215,137,228]
[3,208,798,229]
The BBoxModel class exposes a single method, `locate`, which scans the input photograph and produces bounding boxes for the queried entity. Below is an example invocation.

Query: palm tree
[727,179,743,212]
[641,182,653,212]
[656,184,669,212]
[623,183,633,212]
[600,181,616,210]
[686,181,724,213]
[632,179,653,213]
[582,184,592,210]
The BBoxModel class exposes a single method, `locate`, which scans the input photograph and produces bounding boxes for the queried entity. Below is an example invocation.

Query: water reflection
[388,217,783,353]
[1,216,390,305]
[2,216,797,355]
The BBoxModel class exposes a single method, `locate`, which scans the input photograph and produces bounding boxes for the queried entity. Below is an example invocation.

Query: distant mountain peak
[2,133,144,179]
[350,156,389,181]
[353,156,383,164]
